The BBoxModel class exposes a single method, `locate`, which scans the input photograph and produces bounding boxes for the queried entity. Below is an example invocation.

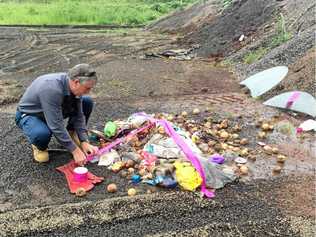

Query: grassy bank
[0,0,198,25]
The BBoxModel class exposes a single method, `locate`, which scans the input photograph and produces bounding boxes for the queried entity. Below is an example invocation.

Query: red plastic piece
[56,161,104,194]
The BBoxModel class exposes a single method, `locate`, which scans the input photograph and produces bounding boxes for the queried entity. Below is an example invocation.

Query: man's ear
[74,78,80,85]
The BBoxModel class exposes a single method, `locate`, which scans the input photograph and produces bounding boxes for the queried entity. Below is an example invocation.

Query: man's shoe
[69,130,81,147]
[31,145,49,163]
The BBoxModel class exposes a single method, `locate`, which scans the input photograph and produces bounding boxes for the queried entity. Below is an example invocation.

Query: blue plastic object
[131,175,141,184]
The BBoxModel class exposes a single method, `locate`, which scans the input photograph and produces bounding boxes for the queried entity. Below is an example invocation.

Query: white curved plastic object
[263,91,316,117]
[240,66,288,97]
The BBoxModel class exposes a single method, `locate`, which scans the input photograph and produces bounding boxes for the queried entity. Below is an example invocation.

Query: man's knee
[31,129,52,150]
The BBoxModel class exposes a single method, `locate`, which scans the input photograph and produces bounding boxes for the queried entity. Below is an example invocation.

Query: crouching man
[15,64,99,166]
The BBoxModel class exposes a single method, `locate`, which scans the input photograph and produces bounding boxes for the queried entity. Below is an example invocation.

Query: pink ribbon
[286,91,301,108]
[134,113,215,198]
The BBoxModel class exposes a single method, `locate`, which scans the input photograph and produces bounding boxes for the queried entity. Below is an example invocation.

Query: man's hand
[81,142,99,156]
[72,147,87,166]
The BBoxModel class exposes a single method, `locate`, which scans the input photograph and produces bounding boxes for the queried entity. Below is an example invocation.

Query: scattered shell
[158,127,165,134]
[219,119,229,129]
[234,157,247,164]
[239,165,248,175]
[128,188,137,196]
[240,148,249,156]
[257,141,266,146]
[167,115,174,121]
[234,139,241,144]
[272,147,279,154]
[128,167,135,174]
[204,122,212,128]
[233,147,240,152]
[239,138,248,145]
[207,140,217,147]
[181,111,188,117]
[232,134,239,139]
[261,123,270,131]
[272,166,282,174]
[219,131,229,139]
[138,169,147,176]
[214,144,222,152]
[277,155,287,163]
[199,143,209,153]
[192,108,200,114]
[263,145,273,154]
[125,159,135,168]
[228,145,234,150]
[191,127,198,132]
[107,183,117,193]
[232,124,242,132]
[258,131,267,139]
[221,143,229,150]
[75,188,87,197]
[120,170,128,178]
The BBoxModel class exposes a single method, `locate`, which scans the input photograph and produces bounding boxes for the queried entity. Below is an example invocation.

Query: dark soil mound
[183,0,277,57]
[147,0,220,34]
[262,47,316,100]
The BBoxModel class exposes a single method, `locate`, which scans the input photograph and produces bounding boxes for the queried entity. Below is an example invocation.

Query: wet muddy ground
[0,27,315,236]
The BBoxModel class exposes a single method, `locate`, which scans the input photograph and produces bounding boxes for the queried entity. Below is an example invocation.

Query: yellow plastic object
[174,161,202,191]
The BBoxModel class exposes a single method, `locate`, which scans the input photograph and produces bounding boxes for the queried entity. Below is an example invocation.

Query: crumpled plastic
[98,149,120,166]
[56,161,104,194]
[127,114,149,128]
[144,134,183,159]
[174,160,202,191]
[196,156,236,189]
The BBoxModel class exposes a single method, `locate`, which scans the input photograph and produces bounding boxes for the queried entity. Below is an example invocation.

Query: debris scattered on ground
[57,109,294,199]
[142,47,199,60]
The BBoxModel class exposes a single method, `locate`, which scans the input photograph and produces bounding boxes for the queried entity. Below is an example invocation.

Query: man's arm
[38,88,77,152]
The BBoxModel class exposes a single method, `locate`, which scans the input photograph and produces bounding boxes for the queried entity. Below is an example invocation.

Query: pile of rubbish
[83,111,269,198]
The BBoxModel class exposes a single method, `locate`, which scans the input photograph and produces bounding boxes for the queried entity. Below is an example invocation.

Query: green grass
[243,47,268,64]
[243,13,292,64]
[221,0,233,9]
[0,0,198,25]
[269,14,292,48]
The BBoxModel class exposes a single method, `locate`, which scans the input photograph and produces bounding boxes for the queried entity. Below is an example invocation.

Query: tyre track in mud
[0,27,173,75]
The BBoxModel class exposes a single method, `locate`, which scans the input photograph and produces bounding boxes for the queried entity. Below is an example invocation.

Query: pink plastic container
[73,167,88,182]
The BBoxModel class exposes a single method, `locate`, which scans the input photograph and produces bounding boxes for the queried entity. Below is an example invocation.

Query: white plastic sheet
[240,66,288,97]
[263,91,316,117]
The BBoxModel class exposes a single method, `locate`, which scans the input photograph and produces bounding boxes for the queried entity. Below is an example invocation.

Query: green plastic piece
[104,121,117,138]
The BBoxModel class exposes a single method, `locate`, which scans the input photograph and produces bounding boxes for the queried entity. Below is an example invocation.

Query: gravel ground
[0,0,315,234]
